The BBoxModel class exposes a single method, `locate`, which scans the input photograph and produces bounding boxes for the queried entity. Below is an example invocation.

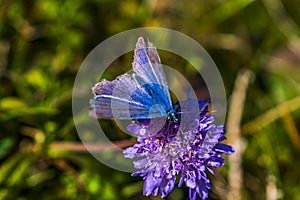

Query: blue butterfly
[90,37,179,122]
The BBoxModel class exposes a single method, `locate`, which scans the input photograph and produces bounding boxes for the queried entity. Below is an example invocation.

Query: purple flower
[123,100,234,200]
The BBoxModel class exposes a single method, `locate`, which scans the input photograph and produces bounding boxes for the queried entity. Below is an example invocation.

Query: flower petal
[214,143,235,154]
[159,176,175,197]
[143,173,162,196]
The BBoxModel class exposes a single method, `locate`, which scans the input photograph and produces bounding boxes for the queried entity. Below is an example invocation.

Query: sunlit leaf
[0,97,27,110]
[25,69,48,90]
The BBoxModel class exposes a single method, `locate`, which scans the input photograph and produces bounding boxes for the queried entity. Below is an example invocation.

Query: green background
[1,0,300,199]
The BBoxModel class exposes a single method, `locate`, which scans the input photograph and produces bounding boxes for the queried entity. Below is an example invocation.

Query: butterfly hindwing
[91,74,167,119]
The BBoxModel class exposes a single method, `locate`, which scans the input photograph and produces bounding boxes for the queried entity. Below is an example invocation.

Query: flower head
[123,99,234,200]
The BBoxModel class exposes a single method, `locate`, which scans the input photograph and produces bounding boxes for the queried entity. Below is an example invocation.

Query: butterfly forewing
[132,38,173,111]
[146,40,173,109]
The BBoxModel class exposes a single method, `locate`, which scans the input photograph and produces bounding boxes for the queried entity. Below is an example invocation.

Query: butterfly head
[167,110,178,123]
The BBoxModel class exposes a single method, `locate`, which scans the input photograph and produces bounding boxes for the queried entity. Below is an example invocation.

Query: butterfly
[90,37,180,122]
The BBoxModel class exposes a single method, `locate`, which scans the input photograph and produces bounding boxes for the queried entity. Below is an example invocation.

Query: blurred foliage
[1,0,300,199]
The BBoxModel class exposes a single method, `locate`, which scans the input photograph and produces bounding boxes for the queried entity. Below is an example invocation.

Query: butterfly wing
[146,39,172,108]
[90,37,173,120]
[133,37,173,111]
[90,74,167,119]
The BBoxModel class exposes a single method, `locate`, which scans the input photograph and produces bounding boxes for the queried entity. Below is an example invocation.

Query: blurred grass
[1,0,300,199]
